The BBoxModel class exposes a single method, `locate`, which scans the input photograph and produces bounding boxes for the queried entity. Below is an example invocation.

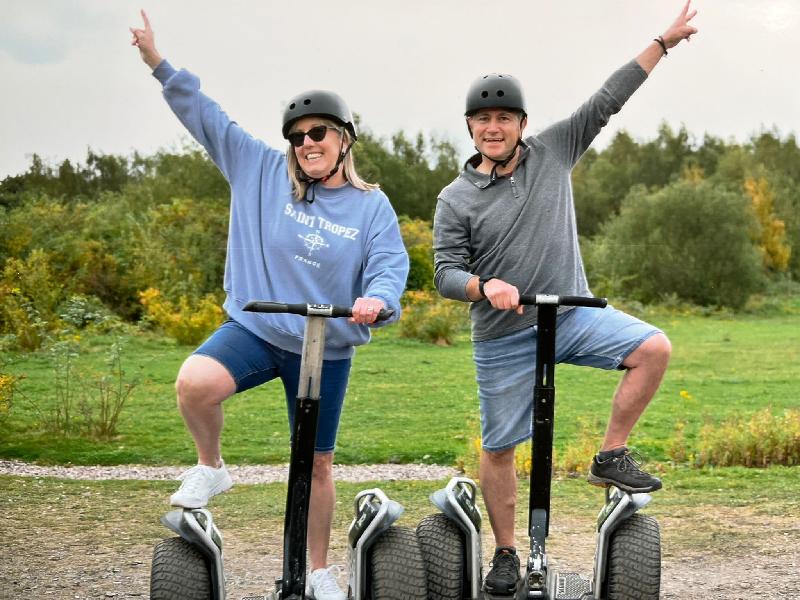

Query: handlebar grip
[243,301,305,314]
[558,295,607,308]
[243,301,395,321]
[517,295,607,308]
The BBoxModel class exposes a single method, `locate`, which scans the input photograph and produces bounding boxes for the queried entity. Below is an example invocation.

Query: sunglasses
[287,125,340,148]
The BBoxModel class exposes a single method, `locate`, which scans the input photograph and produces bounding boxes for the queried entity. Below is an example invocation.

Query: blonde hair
[286,117,379,201]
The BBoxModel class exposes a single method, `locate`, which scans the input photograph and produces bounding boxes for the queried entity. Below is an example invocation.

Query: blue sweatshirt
[153,61,409,359]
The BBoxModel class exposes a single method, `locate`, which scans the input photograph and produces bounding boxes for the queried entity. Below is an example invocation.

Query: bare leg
[175,354,237,466]
[602,333,671,450]
[308,452,335,570]
[479,446,517,548]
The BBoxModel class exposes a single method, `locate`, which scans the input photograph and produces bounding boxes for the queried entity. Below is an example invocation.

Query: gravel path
[0,459,458,483]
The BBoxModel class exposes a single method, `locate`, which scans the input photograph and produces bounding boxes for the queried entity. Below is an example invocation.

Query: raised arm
[130,10,162,70]
[128,10,271,183]
[637,0,699,74]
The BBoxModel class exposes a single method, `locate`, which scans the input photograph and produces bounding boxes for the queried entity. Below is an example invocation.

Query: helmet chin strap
[477,138,523,182]
[298,137,353,203]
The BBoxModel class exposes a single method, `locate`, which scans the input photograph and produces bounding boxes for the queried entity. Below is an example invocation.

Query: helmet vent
[303,98,312,105]
[289,102,296,110]
[481,91,489,98]
[497,90,505,97]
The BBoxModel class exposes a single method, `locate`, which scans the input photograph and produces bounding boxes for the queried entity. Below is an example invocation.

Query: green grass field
[2,311,798,468]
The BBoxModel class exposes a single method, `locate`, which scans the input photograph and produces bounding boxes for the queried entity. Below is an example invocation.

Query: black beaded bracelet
[654,36,668,56]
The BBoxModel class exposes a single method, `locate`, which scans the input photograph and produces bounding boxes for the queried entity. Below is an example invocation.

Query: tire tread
[605,513,661,600]
[150,537,213,600]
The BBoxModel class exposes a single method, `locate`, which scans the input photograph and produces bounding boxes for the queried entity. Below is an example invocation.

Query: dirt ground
[3,497,798,599]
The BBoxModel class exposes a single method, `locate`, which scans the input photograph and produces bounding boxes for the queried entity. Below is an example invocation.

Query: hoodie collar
[462,140,531,189]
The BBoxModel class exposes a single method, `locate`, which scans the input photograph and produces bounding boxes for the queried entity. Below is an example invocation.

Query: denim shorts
[194,319,351,453]
[473,306,662,452]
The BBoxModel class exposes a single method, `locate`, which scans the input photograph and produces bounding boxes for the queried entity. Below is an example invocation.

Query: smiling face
[289,116,346,184]
[468,108,527,162]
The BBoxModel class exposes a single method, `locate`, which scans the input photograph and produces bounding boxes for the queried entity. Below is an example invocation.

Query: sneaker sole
[482,579,523,597]
[482,573,523,597]
[587,473,662,494]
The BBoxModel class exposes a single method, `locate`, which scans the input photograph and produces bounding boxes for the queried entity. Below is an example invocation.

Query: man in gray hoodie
[433,2,698,595]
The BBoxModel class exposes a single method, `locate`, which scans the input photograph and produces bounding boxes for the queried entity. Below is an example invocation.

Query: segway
[418,294,661,600]
[150,301,396,600]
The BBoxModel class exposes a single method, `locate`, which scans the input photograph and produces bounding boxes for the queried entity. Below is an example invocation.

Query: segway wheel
[605,513,660,600]
[369,526,427,600]
[416,513,465,600]
[150,537,213,600]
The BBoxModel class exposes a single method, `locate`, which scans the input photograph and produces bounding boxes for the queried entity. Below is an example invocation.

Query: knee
[312,453,334,483]
[175,357,235,407]
[628,333,671,369]
[175,371,223,408]
[647,333,672,364]
[481,446,516,467]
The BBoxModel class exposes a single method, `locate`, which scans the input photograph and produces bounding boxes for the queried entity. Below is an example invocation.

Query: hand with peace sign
[661,0,699,48]
[129,9,162,70]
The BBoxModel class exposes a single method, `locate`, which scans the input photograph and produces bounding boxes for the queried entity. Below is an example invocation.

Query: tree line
[1,123,797,349]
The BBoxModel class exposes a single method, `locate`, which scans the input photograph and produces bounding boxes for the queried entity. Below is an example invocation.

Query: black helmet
[464,73,527,117]
[282,90,357,141]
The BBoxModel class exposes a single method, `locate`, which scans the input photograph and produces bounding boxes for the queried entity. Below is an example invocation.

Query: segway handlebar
[518,294,607,308]
[243,301,395,322]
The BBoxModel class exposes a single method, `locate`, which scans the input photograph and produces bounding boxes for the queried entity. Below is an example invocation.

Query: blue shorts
[473,306,662,452]
[194,319,351,453]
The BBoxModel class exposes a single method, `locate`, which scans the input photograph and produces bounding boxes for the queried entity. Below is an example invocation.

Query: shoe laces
[615,449,646,473]
[311,565,343,594]
[177,465,214,495]
[490,549,518,579]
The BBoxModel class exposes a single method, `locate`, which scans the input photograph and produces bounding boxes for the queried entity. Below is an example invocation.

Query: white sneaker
[170,461,233,508]
[306,566,346,600]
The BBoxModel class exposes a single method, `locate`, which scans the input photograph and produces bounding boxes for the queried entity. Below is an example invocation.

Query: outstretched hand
[130,9,162,69]
[661,0,698,48]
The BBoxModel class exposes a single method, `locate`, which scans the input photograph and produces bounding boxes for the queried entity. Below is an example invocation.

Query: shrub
[406,245,434,291]
[590,180,764,308]
[139,287,224,345]
[696,408,800,467]
[399,290,468,345]
[0,250,64,350]
[399,217,434,291]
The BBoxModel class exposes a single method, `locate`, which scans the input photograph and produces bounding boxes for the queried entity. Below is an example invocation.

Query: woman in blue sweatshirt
[131,11,408,599]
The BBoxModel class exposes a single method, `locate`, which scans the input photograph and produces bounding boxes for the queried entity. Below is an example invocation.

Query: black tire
[605,513,661,600]
[150,537,213,600]
[369,526,427,600]
[416,513,466,600]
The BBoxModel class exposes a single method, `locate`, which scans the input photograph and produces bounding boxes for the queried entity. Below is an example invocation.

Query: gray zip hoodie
[433,60,647,342]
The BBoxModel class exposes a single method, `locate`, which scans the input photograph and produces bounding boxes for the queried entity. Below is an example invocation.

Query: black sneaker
[483,546,521,596]
[587,447,663,493]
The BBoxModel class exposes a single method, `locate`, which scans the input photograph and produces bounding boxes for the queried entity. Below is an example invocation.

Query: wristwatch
[478,275,497,299]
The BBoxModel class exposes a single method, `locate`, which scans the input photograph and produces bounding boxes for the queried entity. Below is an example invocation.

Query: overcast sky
[1,0,798,179]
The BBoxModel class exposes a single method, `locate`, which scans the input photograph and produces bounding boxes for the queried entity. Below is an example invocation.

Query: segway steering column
[518,295,606,599]
[243,301,393,600]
